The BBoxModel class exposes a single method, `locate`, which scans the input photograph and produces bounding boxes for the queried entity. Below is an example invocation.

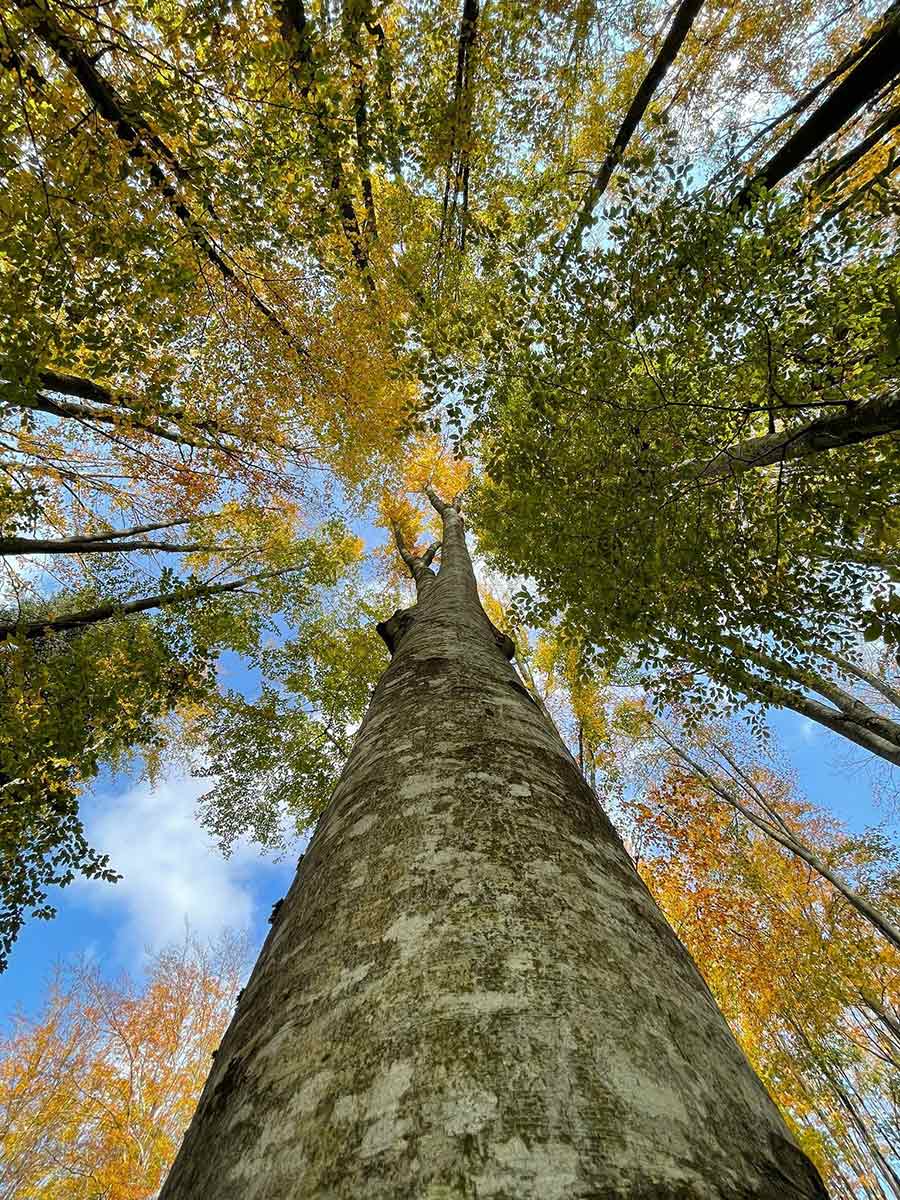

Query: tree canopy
[1,0,899,1185]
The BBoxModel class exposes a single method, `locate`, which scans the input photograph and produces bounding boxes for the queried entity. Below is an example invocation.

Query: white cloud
[75,772,290,963]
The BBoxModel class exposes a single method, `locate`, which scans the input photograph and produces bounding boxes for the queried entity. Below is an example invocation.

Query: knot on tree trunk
[376,607,416,655]
[492,627,516,660]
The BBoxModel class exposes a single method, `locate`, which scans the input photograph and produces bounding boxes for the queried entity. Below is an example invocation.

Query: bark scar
[377,607,417,655]
[492,628,515,660]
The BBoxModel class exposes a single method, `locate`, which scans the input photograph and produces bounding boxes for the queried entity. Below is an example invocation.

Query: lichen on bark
[159,492,829,1199]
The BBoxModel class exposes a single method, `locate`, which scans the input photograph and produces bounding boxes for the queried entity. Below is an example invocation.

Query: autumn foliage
[624,772,900,1198]
[0,936,243,1199]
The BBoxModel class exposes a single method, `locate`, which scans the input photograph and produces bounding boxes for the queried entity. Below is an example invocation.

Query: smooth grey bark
[160,495,828,1199]
[818,650,900,714]
[713,635,900,755]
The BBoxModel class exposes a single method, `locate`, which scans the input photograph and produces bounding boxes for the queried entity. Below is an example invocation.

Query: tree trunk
[160,497,828,1198]
[653,723,900,952]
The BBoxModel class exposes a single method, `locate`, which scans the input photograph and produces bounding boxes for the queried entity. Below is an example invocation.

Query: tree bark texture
[692,391,900,481]
[160,500,828,1199]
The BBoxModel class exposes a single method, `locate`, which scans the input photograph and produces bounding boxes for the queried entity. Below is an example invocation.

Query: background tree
[0,933,245,1199]
[621,769,900,1198]
[466,183,900,763]
[0,520,362,967]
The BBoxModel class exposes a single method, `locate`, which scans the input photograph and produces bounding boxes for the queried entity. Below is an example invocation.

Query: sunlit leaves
[621,768,900,1196]
[467,184,899,719]
[0,615,207,971]
[401,432,471,498]
[0,934,245,1198]
[190,578,389,855]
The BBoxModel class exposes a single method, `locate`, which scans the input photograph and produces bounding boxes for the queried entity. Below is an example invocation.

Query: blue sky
[0,765,300,1020]
[769,708,897,832]
[2,694,894,1025]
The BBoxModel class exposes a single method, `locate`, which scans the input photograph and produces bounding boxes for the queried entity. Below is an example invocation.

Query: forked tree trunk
[160,495,828,1198]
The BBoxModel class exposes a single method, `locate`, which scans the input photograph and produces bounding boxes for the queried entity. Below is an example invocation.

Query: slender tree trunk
[653,724,900,952]
[160,496,828,1198]
[818,650,900,713]
[0,567,297,641]
[666,635,900,767]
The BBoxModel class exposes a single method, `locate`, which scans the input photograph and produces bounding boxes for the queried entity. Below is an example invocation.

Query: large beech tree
[2,0,899,1193]
[159,491,828,1197]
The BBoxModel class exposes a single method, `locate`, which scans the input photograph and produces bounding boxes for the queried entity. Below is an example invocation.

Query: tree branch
[0,535,216,556]
[440,0,479,256]
[24,368,315,459]
[3,371,314,463]
[277,0,373,285]
[13,0,299,346]
[734,6,900,203]
[814,150,900,227]
[690,391,900,480]
[811,101,900,195]
[555,0,706,271]
[708,1,900,191]
[41,518,194,543]
[714,633,900,751]
[9,389,225,452]
[420,541,441,567]
[0,566,299,640]
[389,519,420,578]
[389,521,439,594]
[817,649,900,713]
[424,487,452,516]
[666,636,900,766]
